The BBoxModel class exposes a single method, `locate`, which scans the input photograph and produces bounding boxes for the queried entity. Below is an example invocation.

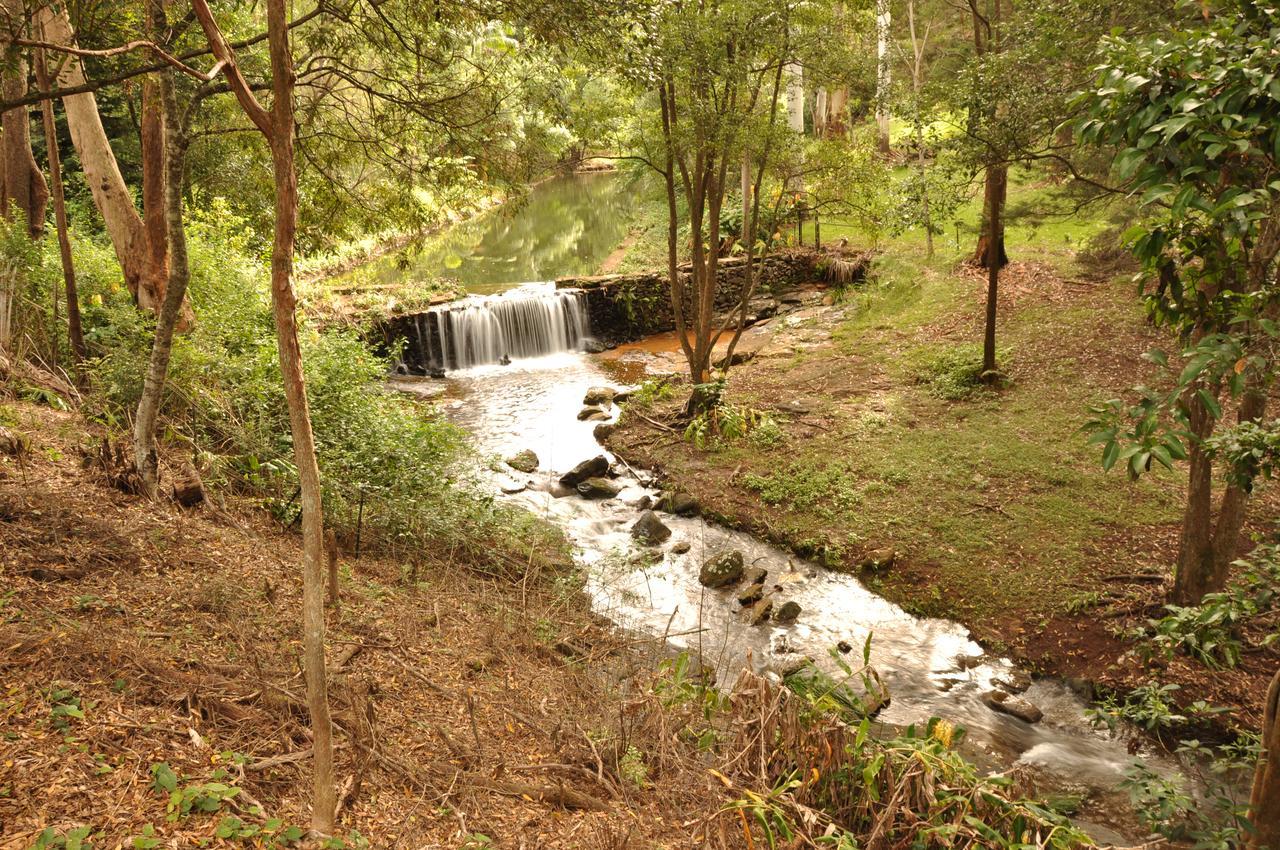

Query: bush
[71,204,552,567]
[909,345,1009,400]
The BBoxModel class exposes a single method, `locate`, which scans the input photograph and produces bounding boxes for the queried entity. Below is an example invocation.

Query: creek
[389,170,1171,843]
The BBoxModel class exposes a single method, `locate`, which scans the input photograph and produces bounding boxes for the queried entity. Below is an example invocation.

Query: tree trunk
[266,76,338,844]
[1249,668,1280,850]
[980,165,1005,376]
[140,0,170,309]
[192,0,338,831]
[132,68,190,499]
[875,0,892,155]
[34,44,85,364]
[974,166,1008,268]
[0,0,50,239]
[1172,386,1218,604]
[34,3,187,324]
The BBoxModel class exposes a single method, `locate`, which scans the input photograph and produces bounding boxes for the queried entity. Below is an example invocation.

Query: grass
[610,166,1187,631]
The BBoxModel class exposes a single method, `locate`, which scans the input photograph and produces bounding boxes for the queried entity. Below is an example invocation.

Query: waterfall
[410,283,593,372]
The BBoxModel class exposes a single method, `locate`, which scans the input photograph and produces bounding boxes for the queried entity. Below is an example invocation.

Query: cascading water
[408,283,592,373]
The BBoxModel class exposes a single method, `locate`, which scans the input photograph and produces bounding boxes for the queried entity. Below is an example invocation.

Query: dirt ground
[0,401,736,849]
[603,261,1278,731]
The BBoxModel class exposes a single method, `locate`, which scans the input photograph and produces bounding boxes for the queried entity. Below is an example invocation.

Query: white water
[412,283,591,372]
[431,348,1177,844]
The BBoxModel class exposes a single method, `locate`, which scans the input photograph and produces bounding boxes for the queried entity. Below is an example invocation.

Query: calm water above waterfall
[373,171,632,295]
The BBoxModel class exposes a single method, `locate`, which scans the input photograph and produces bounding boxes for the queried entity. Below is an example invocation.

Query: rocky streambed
[418,351,1180,844]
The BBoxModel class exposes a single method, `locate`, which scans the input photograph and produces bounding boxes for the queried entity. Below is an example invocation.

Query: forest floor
[0,401,745,849]
[603,244,1279,731]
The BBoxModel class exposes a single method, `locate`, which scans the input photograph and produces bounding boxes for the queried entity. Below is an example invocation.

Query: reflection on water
[355,172,633,295]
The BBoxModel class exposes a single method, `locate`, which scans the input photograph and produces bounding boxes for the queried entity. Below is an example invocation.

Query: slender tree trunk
[34,44,85,364]
[908,0,933,258]
[980,165,1005,376]
[875,0,892,155]
[193,0,335,831]
[132,68,190,499]
[264,56,338,841]
[1249,668,1280,850]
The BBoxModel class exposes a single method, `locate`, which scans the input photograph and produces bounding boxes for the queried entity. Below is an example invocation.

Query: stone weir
[374,249,857,375]
[555,251,821,346]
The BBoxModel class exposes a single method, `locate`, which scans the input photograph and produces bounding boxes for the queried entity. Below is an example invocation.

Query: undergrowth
[4,202,558,568]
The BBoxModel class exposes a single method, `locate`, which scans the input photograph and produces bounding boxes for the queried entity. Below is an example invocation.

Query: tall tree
[192,0,337,832]
[1080,1,1280,604]
[34,40,85,364]
[638,0,795,407]
[874,0,891,154]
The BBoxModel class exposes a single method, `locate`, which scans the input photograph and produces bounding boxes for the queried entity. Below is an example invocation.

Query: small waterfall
[409,283,593,372]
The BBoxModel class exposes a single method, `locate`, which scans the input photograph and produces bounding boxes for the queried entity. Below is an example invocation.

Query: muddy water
[431,351,1169,842]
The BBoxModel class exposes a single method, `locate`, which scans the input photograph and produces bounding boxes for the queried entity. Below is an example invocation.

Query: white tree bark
[875,0,892,153]
[35,4,156,311]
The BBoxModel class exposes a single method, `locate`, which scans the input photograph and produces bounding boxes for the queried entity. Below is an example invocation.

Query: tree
[1251,666,1280,850]
[33,40,85,364]
[1079,2,1280,605]
[193,0,337,832]
[29,1,189,317]
[630,0,802,408]
[874,0,891,154]
[189,0,337,829]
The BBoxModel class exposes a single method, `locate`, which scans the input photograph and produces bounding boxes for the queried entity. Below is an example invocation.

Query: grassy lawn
[608,168,1201,645]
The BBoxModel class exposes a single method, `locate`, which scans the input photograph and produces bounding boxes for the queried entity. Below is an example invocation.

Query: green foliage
[743,459,862,521]
[1120,734,1261,850]
[1086,681,1188,733]
[909,345,1007,400]
[684,381,779,450]
[618,745,649,788]
[74,206,538,561]
[1078,3,1280,487]
[1132,542,1280,668]
[32,826,94,850]
[46,686,90,732]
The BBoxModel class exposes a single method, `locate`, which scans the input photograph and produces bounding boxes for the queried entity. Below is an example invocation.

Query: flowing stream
[390,171,1171,843]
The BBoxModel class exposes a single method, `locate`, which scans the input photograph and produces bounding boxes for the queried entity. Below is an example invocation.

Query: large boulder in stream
[660,490,700,517]
[506,449,539,474]
[631,510,671,545]
[699,550,744,588]
[577,406,610,421]
[560,455,610,487]
[583,386,616,406]
[576,477,622,500]
[982,690,1043,724]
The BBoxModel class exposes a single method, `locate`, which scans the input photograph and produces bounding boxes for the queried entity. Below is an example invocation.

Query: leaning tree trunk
[1250,668,1280,850]
[35,3,186,320]
[192,0,336,832]
[132,70,192,498]
[34,44,85,364]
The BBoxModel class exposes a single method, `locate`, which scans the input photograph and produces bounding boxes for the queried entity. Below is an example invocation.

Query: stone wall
[556,251,819,344]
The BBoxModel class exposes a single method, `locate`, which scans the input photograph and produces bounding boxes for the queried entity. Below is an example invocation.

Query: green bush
[63,204,554,567]
[909,344,1009,400]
